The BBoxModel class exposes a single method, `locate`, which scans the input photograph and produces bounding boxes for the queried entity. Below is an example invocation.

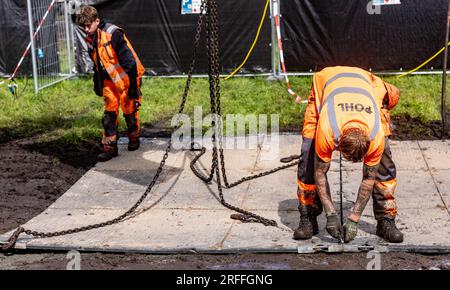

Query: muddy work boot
[326,214,343,241]
[98,141,118,162]
[343,218,359,243]
[376,218,404,243]
[127,130,141,151]
[293,206,319,240]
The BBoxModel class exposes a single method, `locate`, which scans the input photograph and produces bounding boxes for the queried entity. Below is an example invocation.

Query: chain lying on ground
[1,0,208,252]
[191,147,299,189]
[1,0,300,251]
[189,0,302,227]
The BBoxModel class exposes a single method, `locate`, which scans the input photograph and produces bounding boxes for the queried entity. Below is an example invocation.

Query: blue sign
[373,0,401,5]
[181,0,201,14]
[181,0,192,14]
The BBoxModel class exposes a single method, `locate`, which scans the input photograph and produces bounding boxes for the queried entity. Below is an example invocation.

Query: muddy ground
[1,117,449,270]
[1,251,449,270]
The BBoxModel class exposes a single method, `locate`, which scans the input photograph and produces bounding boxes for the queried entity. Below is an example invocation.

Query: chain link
[200,0,280,227]
[2,0,299,252]
[2,0,208,252]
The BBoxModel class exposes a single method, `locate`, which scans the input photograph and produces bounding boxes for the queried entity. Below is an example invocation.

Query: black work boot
[376,218,404,243]
[293,206,318,240]
[128,130,140,151]
[98,141,118,162]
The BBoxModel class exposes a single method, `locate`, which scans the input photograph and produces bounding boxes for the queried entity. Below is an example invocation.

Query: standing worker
[76,5,145,162]
[294,66,404,243]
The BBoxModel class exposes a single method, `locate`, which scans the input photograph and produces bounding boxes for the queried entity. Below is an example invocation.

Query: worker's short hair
[76,5,98,27]
[338,128,370,163]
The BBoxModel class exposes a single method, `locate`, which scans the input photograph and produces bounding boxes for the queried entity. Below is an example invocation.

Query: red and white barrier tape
[0,0,58,86]
[273,0,304,103]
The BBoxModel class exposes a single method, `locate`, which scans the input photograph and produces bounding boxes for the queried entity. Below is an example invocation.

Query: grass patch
[383,75,442,122]
[0,74,443,145]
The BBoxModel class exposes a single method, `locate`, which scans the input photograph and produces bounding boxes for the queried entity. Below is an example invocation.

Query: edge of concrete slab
[3,240,450,254]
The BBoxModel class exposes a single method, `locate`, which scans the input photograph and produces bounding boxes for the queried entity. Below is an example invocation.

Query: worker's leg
[293,101,322,240]
[297,138,323,216]
[98,80,120,162]
[373,138,404,243]
[121,79,142,151]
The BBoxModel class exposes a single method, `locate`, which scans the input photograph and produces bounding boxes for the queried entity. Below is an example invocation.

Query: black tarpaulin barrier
[0,0,272,76]
[0,0,31,76]
[2,0,450,76]
[280,0,450,72]
[92,0,272,75]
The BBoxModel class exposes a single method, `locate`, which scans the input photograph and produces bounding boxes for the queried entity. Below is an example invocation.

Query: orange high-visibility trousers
[102,79,142,144]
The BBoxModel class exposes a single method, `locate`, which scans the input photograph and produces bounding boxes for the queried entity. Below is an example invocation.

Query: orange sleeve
[363,134,385,166]
[315,122,334,163]
[302,85,319,139]
[312,72,324,105]
[383,82,400,110]
[370,74,400,109]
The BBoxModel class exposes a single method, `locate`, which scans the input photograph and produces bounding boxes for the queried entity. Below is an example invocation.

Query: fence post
[27,0,39,95]
[64,0,73,77]
[268,0,283,81]
[277,0,282,76]
[441,3,450,137]
[269,0,278,78]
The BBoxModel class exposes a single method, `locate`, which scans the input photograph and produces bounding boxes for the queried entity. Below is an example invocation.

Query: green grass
[383,75,443,121]
[0,74,444,145]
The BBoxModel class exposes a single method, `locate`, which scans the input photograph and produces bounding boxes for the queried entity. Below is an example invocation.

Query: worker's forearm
[314,155,335,215]
[349,164,379,222]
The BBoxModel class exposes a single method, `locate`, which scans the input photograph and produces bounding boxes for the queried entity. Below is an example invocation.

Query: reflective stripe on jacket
[91,23,145,93]
[313,67,386,166]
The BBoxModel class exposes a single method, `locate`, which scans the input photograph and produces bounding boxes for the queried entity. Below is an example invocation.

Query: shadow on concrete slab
[277,199,377,236]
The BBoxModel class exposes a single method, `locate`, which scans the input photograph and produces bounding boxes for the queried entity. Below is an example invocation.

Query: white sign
[181,0,202,14]
[373,0,401,5]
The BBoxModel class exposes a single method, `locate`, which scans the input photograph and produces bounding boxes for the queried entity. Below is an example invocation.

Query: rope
[223,0,270,80]
[397,41,450,78]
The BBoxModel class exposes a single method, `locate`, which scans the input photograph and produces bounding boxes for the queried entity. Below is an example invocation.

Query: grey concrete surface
[1,135,449,253]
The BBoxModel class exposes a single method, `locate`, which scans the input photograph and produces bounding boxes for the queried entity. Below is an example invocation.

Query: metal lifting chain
[189,0,302,227]
[1,0,209,252]
[2,0,300,252]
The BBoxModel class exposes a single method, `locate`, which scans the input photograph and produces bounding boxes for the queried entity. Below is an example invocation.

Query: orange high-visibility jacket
[306,66,394,166]
[91,23,145,93]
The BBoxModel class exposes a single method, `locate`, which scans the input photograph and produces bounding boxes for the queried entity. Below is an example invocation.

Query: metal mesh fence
[27,0,74,94]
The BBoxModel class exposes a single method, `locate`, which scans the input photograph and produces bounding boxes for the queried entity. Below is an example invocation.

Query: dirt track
[0,138,100,234]
[1,251,450,270]
[1,117,449,270]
